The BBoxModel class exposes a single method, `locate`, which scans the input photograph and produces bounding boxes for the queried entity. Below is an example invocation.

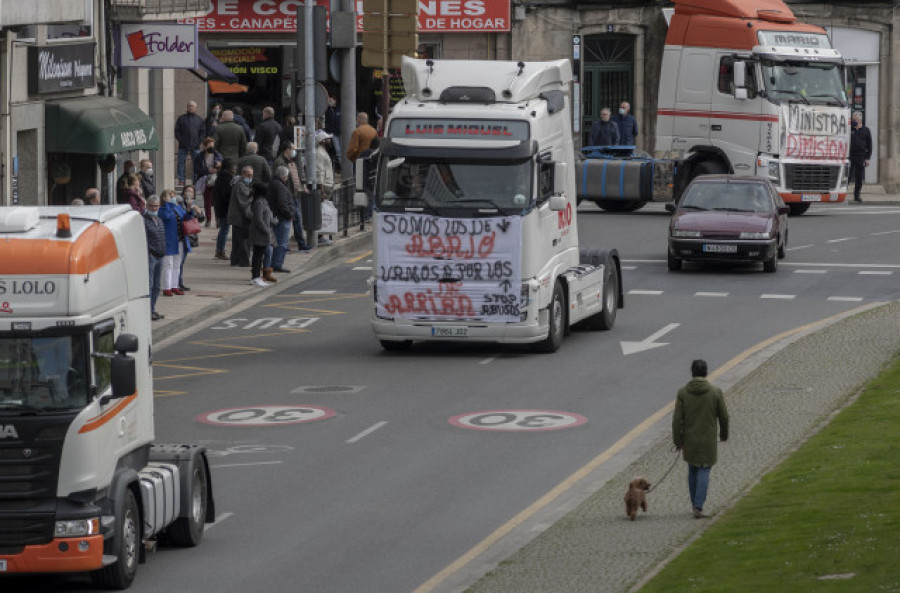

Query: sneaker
[151,312,164,321]
[251,277,270,287]
[692,507,706,519]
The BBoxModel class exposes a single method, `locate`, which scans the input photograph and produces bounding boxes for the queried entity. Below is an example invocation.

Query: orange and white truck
[0,206,213,589]
[580,0,850,215]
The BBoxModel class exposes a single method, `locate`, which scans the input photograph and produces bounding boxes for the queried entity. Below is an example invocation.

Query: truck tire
[380,339,413,351]
[92,489,139,590]
[166,460,209,547]
[596,200,646,212]
[591,262,619,330]
[788,203,810,216]
[533,282,565,353]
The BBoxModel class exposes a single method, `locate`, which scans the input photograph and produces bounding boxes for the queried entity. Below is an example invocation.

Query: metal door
[582,35,634,147]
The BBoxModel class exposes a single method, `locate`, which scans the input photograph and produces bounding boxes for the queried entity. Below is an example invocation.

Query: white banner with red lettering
[375,212,522,322]
[181,0,510,33]
[781,103,850,162]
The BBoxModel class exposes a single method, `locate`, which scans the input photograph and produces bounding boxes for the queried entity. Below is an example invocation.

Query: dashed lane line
[628,289,664,295]
[794,269,827,274]
[828,296,865,302]
[760,294,796,300]
[826,237,856,243]
[858,270,893,275]
[694,292,729,297]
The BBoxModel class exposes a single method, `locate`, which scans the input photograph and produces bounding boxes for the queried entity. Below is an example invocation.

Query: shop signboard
[117,23,198,69]
[180,0,509,33]
[27,42,95,95]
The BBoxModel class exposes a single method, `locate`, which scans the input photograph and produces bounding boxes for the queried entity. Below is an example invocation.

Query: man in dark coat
[269,166,295,274]
[254,106,282,165]
[213,158,236,260]
[237,142,271,184]
[672,359,729,519]
[143,196,166,320]
[226,165,254,267]
[212,110,248,161]
[589,107,620,146]
[139,159,155,199]
[175,100,206,185]
[849,111,872,203]
[613,101,639,146]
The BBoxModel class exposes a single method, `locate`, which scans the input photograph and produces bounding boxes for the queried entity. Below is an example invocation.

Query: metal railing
[332,178,369,236]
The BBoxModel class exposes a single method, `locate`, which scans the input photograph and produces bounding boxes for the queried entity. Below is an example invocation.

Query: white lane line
[353,266,372,271]
[826,237,855,243]
[206,512,234,531]
[628,289,664,295]
[761,294,796,300]
[694,292,729,297]
[786,244,814,252]
[301,290,337,294]
[858,271,893,275]
[347,421,388,444]
[828,296,864,302]
[794,269,827,274]
[211,461,283,469]
[621,266,637,271]
[783,262,900,269]
[479,356,497,365]
[871,230,900,236]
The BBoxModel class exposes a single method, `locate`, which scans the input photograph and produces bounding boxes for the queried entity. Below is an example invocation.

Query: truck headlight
[767,161,780,184]
[55,518,100,538]
[672,229,701,238]
[740,231,772,240]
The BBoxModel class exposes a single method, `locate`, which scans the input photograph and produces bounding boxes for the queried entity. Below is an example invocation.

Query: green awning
[45,96,159,154]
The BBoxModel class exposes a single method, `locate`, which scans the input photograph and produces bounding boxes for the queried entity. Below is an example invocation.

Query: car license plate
[0,559,6,571]
[703,244,737,253]
[801,194,823,202]
[432,326,468,338]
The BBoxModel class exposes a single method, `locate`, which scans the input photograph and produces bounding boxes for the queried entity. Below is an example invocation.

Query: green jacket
[672,377,729,467]
[213,121,247,161]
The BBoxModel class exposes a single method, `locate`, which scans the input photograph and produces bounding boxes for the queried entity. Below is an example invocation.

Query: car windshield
[376,157,532,216]
[0,334,90,411]
[761,59,846,105]
[681,182,773,213]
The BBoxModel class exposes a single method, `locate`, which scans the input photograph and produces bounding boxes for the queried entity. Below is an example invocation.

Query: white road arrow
[620,323,681,356]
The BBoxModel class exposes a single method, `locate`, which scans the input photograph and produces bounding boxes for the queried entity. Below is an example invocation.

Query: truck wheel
[92,489,139,590]
[788,203,810,216]
[166,461,208,547]
[533,282,565,353]
[380,339,412,351]
[592,262,619,330]
[667,251,682,271]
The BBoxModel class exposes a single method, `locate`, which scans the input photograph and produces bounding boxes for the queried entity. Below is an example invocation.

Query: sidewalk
[151,224,372,344]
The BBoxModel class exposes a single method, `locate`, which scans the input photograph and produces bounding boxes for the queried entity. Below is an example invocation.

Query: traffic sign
[198,405,336,427]
[449,410,588,432]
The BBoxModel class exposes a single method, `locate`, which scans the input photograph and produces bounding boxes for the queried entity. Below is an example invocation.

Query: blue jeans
[688,464,711,511]
[177,147,199,183]
[291,197,309,249]
[148,254,163,313]
[216,217,230,253]
[271,218,292,269]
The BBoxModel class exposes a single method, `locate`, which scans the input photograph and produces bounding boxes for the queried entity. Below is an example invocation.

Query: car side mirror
[778,205,790,215]
[665,203,676,214]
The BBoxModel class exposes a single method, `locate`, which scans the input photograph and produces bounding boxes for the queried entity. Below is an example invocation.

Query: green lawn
[639,358,900,593]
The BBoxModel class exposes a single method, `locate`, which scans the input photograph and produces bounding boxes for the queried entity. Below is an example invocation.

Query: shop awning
[198,45,238,82]
[45,96,158,154]
[208,80,249,94]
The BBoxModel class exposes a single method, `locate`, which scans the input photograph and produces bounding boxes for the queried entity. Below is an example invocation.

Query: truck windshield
[761,59,846,105]
[376,157,532,217]
[0,334,90,411]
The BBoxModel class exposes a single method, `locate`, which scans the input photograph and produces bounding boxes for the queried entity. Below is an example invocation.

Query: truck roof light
[57,213,72,238]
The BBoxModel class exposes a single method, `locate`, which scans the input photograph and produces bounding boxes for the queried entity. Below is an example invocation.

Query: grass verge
[639,357,900,593]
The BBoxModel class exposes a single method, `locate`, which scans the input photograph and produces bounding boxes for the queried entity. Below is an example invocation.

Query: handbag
[182,217,202,236]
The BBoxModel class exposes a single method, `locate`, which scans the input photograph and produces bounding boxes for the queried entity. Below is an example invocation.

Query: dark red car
[666,176,789,273]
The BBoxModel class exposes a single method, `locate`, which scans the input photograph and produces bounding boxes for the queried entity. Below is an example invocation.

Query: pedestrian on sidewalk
[158,189,193,297]
[849,112,872,203]
[213,110,248,161]
[175,100,205,186]
[274,140,312,251]
[614,101,639,146]
[315,129,335,246]
[250,181,276,287]
[238,141,271,184]
[269,166,295,274]
[123,174,145,214]
[193,137,223,225]
[672,359,729,518]
[213,159,236,260]
[589,107,620,146]
[254,106,282,166]
[324,91,342,173]
[143,196,165,321]
[116,160,136,204]
[347,112,377,164]
[139,159,156,200]
[227,165,253,267]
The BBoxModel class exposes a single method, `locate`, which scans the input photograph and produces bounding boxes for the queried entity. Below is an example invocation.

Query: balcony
[108,0,209,21]
[0,1,85,26]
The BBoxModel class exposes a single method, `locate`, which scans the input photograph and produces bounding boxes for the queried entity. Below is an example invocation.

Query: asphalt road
[10,201,900,592]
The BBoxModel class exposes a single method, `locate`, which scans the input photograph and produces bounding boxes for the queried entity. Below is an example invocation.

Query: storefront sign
[210,47,280,75]
[117,23,198,69]
[27,43,95,95]
[181,0,509,33]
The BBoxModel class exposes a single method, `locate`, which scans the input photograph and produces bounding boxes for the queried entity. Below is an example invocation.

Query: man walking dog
[672,359,729,518]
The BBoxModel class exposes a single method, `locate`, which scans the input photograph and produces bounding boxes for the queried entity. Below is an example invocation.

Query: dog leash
[646,445,682,493]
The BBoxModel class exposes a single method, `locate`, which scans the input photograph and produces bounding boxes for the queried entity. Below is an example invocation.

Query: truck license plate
[432,326,468,337]
[703,244,737,253]
[0,559,6,571]
[801,194,822,202]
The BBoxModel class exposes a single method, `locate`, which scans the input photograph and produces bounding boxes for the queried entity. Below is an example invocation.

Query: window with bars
[582,35,635,146]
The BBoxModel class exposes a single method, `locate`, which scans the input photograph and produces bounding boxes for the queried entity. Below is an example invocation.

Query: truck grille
[0,446,60,499]
[0,514,55,546]
[784,164,839,192]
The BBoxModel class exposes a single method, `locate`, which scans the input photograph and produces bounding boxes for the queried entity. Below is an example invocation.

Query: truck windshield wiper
[808,93,847,107]
[772,89,810,105]
[0,402,42,413]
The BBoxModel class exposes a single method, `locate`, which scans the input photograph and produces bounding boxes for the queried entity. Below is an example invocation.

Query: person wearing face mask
[206,103,223,138]
[116,160,137,204]
[143,196,166,321]
[324,91,342,173]
[849,112,872,203]
[139,159,156,199]
[613,101,639,147]
[226,165,254,267]
[254,106,282,166]
[158,189,194,297]
[274,140,312,251]
[193,137,223,224]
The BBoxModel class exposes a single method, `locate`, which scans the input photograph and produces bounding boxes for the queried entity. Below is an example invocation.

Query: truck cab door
[671,48,713,149]
[710,56,763,174]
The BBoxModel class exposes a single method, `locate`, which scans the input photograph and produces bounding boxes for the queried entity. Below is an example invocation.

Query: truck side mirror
[110,353,136,400]
[548,195,567,211]
[114,333,139,353]
[553,162,568,194]
[733,61,748,100]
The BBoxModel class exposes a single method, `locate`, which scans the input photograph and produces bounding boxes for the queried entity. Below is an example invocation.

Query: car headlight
[767,161,780,184]
[672,229,701,238]
[739,231,773,240]
[55,518,100,538]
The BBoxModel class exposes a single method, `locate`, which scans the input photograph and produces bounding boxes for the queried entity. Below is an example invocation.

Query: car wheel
[778,230,787,259]
[788,203,810,216]
[667,250,682,272]
[763,252,778,273]
[380,340,413,351]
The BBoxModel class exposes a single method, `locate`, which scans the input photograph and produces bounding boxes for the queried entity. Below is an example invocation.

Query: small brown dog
[624,477,651,521]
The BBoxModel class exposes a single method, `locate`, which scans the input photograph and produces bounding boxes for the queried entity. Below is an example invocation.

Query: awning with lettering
[45,96,158,154]
[197,45,238,82]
